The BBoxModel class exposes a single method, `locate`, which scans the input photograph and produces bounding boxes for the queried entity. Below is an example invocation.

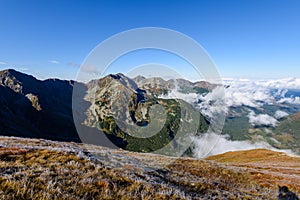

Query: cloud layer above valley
[192,132,295,158]
[160,78,300,157]
[198,78,300,121]
[160,78,300,130]
[248,111,278,127]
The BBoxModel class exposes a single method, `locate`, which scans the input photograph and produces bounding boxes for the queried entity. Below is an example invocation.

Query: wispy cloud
[258,78,300,89]
[248,110,278,127]
[67,62,81,68]
[278,96,300,105]
[49,60,59,64]
[18,67,29,71]
[67,61,99,75]
[81,64,100,75]
[0,61,7,65]
[274,110,289,119]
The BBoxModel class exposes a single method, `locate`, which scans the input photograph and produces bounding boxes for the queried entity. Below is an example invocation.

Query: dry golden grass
[0,137,294,199]
[206,148,300,194]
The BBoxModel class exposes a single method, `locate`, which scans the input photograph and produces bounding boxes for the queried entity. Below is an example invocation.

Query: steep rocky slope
[82,73,209,154]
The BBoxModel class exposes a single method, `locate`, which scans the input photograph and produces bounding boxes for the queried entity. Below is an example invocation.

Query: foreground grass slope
[206,149,300,195]
[0,137,298,199]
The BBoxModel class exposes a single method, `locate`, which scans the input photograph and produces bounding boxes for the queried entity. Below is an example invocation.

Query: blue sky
[0,0,299,80]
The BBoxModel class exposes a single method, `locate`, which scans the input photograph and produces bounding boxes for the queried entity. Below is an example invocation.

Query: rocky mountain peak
[0,69,23,93]
[87,73,139,96]
[0,69,38,94]
[132,75,146,83]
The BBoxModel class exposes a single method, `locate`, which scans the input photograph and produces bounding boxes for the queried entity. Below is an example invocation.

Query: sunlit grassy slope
[0,137,298,199]
[206,149,300,194]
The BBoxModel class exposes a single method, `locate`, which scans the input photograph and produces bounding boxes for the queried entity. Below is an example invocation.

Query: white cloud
[196,86,227,118]
[158,78,300,113]
[155,78,300,157]
[278,96,300,105]
[159,78,300,127]
[159,82,227,119]
[49,60,59,64]
[159,87,199,104]
[205,79,300,111]
[223,78,300,90]
[248,110,278,127]
[194,82,275,119]
[18,67,29,71]
[192,132,295,158]
[0,61,7,65]
[81,64,100,75]
[190,81,276,118]
[224,82,274,108]
[193,133,273,158]
[257,78,300,89]
[274,110,289,119]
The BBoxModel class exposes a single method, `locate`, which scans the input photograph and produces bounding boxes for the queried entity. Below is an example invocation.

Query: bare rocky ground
[0,136,299,199]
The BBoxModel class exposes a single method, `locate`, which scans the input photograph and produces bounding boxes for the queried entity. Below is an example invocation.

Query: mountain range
[1,68,300,199]
[1,69,300,156]
[0,69,210,155]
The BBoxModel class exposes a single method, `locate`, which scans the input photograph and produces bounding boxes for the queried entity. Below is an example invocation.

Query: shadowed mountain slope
[0,69,79,142]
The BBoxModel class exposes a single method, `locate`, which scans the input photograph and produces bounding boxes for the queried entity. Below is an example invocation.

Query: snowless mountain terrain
[1,68,300,157]
[0,136,299,199]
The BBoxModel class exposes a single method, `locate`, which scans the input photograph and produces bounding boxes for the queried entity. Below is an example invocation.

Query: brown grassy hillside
[0,137,298,199]
[206,149,300,194]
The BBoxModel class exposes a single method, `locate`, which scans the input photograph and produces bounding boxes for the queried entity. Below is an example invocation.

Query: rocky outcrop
[25,93,42,111]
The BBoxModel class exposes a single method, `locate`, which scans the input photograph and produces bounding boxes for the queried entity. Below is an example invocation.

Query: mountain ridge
[0,69,210,155]
[1,68,300,156]
[0,69,79,142]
